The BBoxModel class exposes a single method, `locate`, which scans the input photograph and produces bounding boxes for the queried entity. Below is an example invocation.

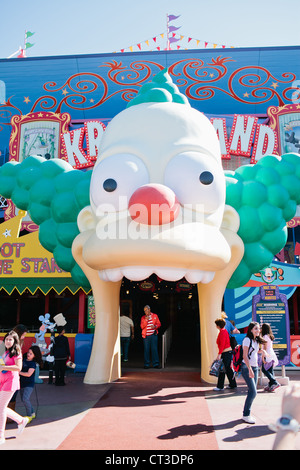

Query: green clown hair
[126,68,190,108]
[225,153,300,288]
[0,156,91,288]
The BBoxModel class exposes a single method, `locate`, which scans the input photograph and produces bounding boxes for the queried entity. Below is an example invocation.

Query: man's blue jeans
[241,363,258,417]
[143,333,159,367]
[121,337,131,361]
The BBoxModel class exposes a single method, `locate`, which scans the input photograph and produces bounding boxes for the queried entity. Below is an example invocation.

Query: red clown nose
[128,184,180,225]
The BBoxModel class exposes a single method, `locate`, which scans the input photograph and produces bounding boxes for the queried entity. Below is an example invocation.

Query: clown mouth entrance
[120,274,201,370]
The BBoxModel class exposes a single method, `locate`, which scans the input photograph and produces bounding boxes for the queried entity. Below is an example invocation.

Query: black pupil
[199,171,213,185]
[103,178,117,192]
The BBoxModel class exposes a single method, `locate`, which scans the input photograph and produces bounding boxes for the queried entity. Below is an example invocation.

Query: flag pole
[166,14,170,50]
[24,30,27,57]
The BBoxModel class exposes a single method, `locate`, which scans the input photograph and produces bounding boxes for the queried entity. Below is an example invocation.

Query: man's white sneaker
[243,415,256,424]
[213,387,224,391]
[17,417,29,435]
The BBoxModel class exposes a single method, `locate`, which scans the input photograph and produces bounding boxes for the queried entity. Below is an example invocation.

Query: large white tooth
[99,268,123,282]
[154,267,186,282]
[98,270,109,281]
[185,270,204,284]
[122,266,153,281]
[201,271,215,284]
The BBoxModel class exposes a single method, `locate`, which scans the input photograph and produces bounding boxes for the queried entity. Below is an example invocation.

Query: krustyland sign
[11,104,300,171]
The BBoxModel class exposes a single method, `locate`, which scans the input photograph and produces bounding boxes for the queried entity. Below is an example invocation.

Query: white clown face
[77,101,237,285]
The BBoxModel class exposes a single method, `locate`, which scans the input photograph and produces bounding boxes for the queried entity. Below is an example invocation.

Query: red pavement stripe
[58,371,218,450]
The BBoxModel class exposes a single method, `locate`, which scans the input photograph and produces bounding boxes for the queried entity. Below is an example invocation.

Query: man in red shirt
[214,318,237,391]
[140,305,161,369]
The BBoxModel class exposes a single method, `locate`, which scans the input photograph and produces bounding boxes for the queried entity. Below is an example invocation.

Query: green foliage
[225,153,300,289]
[0,156,91,288]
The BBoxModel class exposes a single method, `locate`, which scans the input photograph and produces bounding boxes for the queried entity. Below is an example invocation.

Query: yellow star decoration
[271,82,279,89]
[243,92,249,97]
[24,97,30,103]
[62,88,68,95]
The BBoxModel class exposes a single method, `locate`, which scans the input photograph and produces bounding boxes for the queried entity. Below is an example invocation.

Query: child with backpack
[241,322,266,424]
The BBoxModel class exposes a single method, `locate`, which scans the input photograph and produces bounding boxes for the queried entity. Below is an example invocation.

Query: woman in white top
[241,322,266,424]
[261,323,280,392]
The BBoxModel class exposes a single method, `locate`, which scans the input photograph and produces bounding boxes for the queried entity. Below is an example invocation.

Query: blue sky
[1,0,300,58]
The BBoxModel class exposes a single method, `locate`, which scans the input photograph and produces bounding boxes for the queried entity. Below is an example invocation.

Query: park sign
[252,285,291,366]
[9,110,279,171]
[0,210,70,280]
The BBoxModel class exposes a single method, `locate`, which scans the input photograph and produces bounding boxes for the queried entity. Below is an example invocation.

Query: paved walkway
[1,367,300,451]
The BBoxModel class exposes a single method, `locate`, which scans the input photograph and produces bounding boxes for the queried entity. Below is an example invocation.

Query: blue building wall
[0,46,299,155]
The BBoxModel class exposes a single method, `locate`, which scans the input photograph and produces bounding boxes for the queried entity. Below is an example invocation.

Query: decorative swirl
[31,95,57,112]
[103,60,163,86]
[0,56,298,130]
[228,66,296,106]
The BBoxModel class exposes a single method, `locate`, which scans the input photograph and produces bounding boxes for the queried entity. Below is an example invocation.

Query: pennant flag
[25,31,35,38]
[196,40,200,46]
[213,44,217,48]
[160,33,164,39]
[25,42,34,49]
[137,43,141,50]
[145,40,149,46]
[153,37,157,42]
[169,37,180,43]
[205,42,208,48]
[169,25,181,33]
[168,14,180,22]
[188,37,192,42]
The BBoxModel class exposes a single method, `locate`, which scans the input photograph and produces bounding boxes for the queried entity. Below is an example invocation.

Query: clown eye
[90,153,149,212]
[164,151,225,214]
[199,171,214,185]
[103,178,117,192]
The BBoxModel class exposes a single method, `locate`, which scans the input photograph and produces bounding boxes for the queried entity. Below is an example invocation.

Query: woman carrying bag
[213,318,237,391]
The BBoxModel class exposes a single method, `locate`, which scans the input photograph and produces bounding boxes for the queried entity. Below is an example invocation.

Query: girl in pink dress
[0,331,29,444]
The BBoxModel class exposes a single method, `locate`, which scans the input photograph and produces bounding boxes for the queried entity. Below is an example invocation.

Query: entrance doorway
[120,275,201,370]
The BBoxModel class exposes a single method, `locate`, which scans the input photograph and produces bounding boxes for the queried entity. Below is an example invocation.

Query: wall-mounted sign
[268,103,300,155]
[253,285,291,366]
[139,280,155,292]
[175,281,192,292]
[87,295,95,329]
[9,111,71,163]
[211,114,277,163]
[61,120,106,169]
[0,210,69,279]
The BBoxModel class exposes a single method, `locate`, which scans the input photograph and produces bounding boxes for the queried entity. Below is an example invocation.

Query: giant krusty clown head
[1,68,300,384]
